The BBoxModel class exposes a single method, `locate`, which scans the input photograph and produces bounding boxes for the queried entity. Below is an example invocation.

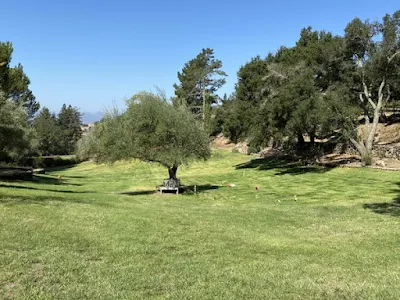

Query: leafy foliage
[220,96,255,143]
[0,92,34,162]
[33,108,62,155]
[33,105,82,156]
[173,48,226,132]
[79,91,211,178]
[222,28,359,149]
[0,41,39,117]
[222,57,269,142]
[57,104,83,155]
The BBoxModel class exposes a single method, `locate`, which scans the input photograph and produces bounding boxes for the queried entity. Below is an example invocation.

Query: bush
[21,156,80,168]
[75,134,95,162]
[247,145,261,155]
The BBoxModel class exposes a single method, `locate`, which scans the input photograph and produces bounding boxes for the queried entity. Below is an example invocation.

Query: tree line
[172,10,400,166]
[79,10,400,180]
[1,10,399,172]
[0,42,82,163]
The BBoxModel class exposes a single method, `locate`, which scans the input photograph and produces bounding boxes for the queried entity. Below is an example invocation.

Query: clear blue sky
[1,0,399,117]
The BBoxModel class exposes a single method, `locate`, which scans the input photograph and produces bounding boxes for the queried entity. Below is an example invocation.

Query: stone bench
[157,185,180,194]
[157,178,182,194]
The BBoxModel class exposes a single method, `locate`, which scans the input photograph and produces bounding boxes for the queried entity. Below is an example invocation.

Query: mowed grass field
[1,150,400,299]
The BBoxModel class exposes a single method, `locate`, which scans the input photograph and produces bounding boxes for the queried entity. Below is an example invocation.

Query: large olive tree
[78,91,210,184]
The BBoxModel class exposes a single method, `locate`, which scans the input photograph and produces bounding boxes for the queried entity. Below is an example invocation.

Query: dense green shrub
[20,156,80,168]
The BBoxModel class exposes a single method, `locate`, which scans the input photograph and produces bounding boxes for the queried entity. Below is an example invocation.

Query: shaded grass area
[1,150,400,299]
[235,155,335,175]
[363,183,400,216]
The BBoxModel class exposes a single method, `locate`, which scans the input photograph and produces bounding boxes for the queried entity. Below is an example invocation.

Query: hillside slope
[1,151,400,299]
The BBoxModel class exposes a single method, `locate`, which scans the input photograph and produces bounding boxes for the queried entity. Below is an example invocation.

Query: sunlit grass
[1,150,400,299]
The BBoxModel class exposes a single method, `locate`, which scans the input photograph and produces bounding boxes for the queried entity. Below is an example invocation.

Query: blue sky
[1,0,399,119]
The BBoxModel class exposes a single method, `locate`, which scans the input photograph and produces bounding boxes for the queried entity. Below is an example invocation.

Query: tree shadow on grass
[57,175,86,179]
[121,190,156,196]
[121,184,220,196]
[44,164,78,172]
[0,183,92,194]
[31,175,83,186]
[235,156,334,176]
[0,194,110,207]
[363,198,400,217]
[364,183,400,217]
[0,174,83,187]
[184,184,220,193]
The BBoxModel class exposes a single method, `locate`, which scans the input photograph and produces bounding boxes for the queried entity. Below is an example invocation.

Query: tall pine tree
[173,48,227,132]
[57,104,83,154]
[33,107,62,155]
[0,41,39,118]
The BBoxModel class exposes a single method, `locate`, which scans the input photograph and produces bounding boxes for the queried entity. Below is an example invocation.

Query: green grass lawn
[1,150,400,299]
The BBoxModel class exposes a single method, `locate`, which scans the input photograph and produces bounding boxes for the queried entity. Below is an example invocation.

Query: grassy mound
[1,150,400,299]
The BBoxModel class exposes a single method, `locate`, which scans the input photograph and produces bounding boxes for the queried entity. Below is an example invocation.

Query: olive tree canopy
[78,91,211,180]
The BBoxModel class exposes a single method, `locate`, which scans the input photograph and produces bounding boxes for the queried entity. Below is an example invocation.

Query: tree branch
[385,85,391,103]
[144,158,170,169]
[349,137,366,155]
[388,50,400,64]
[362,81,376,109]
[378,79,386,102]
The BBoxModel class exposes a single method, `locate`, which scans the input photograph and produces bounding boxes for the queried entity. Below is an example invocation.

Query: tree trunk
[202,88,206,130]
[168,165,178,180]
[350,138,372,166]
[310,133,315,144]
[350,79,387,166]
[365,87,384,156]
[297,133,305,146]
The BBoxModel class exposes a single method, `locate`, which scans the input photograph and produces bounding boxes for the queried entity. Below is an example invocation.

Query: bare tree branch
[385,85,391,102]
[362,81,376,109]
[378,79,386,102]
[349,137,366,155]
[388,50,400,63]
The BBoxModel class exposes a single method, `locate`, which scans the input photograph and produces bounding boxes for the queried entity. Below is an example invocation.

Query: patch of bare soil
[358,123,400,145]
[211,134,236,151]
[318,154,400,170]
[256,147,288,158]
[318,153,360,166]
[258,148,400,170]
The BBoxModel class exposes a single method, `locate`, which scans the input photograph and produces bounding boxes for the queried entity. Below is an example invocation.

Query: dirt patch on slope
[211,134,236,151]
[358,123,400,145]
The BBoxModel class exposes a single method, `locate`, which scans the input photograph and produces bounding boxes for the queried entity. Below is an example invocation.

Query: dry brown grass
[211,134,236,150]
[358,123,400,145]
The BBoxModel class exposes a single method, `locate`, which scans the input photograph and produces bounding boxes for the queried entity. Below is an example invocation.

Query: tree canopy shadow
[0,194,110,206]
[184,184,220,193]
[32,175,83,186]
[235,156,334,176]
[0,174,83,187]
[121,190,156,196]
[0,183,91,194]
[363,183,400,217]
[45,164,78,172]
[57,175,86,179]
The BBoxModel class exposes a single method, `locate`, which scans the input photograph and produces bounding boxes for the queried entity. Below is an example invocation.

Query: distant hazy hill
[82,111,103,124]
